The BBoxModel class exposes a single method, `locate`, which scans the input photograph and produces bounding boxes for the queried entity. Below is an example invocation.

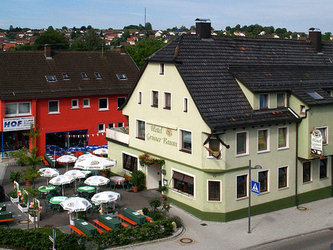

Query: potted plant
[22,166,40,186]
[28,200,41,224]
[9,171,21,184]
[10,147,29,166]
[139,153,165,167]
[9,187,19,203]
[18,189,29,213]
[131,170,145,192]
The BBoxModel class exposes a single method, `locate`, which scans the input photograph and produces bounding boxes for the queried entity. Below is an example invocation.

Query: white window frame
[71,99,79,109]
[98,98,109,111]
[207,179,222,202]
[236,173,248,200]
[151,90,159,108]
[257,128,270,153]
[316,126,328,145]
[171,168,195,199]
[163,91,172,110]
[98,123,105,133]
[277,166,289,190]
[5,102,31,117]
[48,100,59,114]
[235,131,249,156]
[277,126,289,150]
[136,119,146,140]
[138,91,142,104]
[183,97,188,113]
[258,170,269,194]
[178,128,192,154]
[121,151,139,173]
[83,98,90,108]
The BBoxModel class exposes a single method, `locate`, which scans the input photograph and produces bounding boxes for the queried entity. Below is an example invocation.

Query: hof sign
[3,117,34,132]
[311,129,322,156]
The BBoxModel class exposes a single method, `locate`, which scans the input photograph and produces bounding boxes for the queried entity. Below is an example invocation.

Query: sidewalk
[128,197,333,250]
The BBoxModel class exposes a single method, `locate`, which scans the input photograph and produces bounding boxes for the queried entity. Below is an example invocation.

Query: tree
[70,29,103,51]
[34,26,69,49]
[62,26,68,30]
[125,38,165,69]
[322,32,332,41]
[80,26,87,31]
[87,25,93,30]
[145,22,152,31]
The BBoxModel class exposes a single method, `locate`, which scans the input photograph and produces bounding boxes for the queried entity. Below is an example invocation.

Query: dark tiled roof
[0,50,139,100]
[148,35,333,130]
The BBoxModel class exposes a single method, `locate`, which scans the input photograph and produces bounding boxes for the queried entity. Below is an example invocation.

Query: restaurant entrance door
[146,165,161,190]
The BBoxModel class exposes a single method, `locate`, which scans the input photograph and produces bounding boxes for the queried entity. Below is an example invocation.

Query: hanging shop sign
[311,129,322,156]
[3,117,34,132]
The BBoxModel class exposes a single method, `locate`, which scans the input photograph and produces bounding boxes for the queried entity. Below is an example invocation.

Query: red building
[0,46,139,156]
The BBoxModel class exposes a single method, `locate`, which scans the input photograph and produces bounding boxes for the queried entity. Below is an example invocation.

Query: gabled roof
[147,35,333,131]
[0,50,139,100]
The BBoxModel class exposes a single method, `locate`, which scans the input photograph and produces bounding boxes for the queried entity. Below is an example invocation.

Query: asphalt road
[249,229,333,250]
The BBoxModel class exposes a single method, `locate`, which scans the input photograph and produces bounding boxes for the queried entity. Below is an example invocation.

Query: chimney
[309,28,322,52]
[44,44,52,59]
[195,18,211,39]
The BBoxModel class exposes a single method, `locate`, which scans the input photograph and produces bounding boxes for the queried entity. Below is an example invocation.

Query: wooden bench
[87,222,104,234]
[117,214,138,226]
[69,225,86,236]
[42,157,49,166]
[93,219,112,231]
[121,222,129,228]
[145,216,152,222]
[0,218,14,223]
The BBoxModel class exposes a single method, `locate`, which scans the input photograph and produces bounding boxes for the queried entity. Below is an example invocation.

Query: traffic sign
[251,180,260,194]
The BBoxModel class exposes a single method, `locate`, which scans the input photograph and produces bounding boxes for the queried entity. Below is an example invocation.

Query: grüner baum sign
[146,124,177,147]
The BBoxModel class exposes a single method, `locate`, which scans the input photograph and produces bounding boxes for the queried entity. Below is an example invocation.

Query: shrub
[169,216,183,228]
[149,198,162,211]
[131,170,146,191]
[9,171,21,183]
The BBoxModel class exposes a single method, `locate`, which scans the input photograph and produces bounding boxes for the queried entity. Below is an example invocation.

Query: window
[151,91,158,108]
[183,98,188,113]
[98,98,108,111]
[81,72,89,80]
[277,93,286,107]
[303,162,311,183]
[316,127,328,145]
[164,92,171,110]
[108,123,114,129]
[208,181,221,201]
[159,63,165,75]
[278,166,288,189]
[98,123,105,133]
[180,130,192,153]
[173,171,194,196]
[320,158,327,179]
[307,91,323,100]
[94,72,102,79]
[278,127,288,149]
[258,170,268,193]
[136,120,145,140]
[138,92,142,104]
[48,100,59,114]
[5,102,31,116]
[71,99,79,109]
[116,74,127,80]
[62,73,70,80]
[122,153,138,172]
[258,129,269,152]
[117,97,126,109]
[259,94,268,109]
[237,175,247,199]
[236,132,247,155]
[209,139,220,156]
[45,75,57,82]
[300,105,306,114]
[83,98,90,108]
[118,122,124,127]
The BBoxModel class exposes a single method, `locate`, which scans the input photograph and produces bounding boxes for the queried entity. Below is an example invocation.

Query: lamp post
[248,159,262,233]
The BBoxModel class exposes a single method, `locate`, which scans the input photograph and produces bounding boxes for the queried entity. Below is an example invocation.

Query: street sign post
[251,180,260,195]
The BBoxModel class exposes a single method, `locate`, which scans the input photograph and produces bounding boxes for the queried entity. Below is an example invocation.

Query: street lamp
[248,159,262,233]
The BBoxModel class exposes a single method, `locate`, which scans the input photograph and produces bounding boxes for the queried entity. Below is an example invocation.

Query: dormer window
[81,72,89,80]
[94,72,102,79]
[259,94,268,109]
[62,73,70,80]
[45,75,57,82]
[116,74,127,80]
[277,93,286,107]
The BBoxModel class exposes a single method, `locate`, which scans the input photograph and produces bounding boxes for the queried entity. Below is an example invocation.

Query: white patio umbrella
[74,156,115,171]
[84,175,110,187]
[60,197,92,225]
[77,152,95,161]
[91,191,120,212]
[49,175,74,195]
[64,170,87,190]
[57,155,77,171]
[38,168,59,184]
[93,148,108,156]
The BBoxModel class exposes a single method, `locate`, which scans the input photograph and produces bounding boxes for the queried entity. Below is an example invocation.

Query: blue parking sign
[251,180,260,194]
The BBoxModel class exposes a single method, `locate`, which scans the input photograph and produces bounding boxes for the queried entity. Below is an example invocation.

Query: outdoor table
[49,196,68,205]
[74,219,97,236]
[110,176,125,185]
[38,185,56,193]
[122,208,146,224]
[98,213,121,229]
[0,211,12,220]
[77,186,96,193]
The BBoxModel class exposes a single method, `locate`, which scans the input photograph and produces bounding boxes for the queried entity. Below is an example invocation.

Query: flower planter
[132,186,139,193]
[10,196,19,203]
[18,203,29,213]
[28,213,40,223]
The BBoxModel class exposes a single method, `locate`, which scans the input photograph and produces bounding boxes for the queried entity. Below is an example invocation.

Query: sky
[1,0,333,33]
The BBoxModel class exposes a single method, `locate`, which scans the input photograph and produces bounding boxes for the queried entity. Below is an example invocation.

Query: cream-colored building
[107,21,333,221]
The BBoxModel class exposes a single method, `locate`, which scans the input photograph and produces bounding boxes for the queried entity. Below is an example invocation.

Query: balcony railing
[106,127,129,145]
